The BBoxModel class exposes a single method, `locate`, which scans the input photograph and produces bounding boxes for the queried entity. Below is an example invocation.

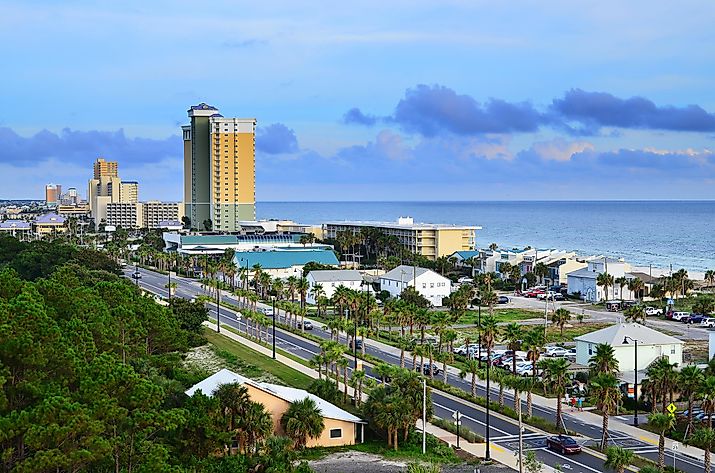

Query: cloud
[221,38,268,48]
[342,108,378,126]
[530,138,594,161]
[0,127,180,167]
[391,84,545,136]
[344,85,715,138]
[551,89,715,134]
[255,123,299,154]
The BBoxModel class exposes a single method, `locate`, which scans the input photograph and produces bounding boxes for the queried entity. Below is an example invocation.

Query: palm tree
[687,427,715,473]
[624,305,646,324]
[648,412,675,471]
[311,283,326,314]
[337,357,349,403]
[604,446,634,473]
[615,276,628,300]
[520,376,537,418]
[648,357,678,412]
[281,397,325,449]
[480,314,500,364]
[214,382,251,454]
[397,336,411,369]
[459,359,481,397]
[700,376,715,427]
[296,277,309,311]
[286,275,298,303]
[588,343,619,376]
[503,322,522,374]
[540,358,569,431]
[705,270,715,290]
[551,308,571,337]
[524,328,545,411]
[597,272,614,302]
[680,365,705,437]
[590,373,622,450]
[242,401,273,455]
[628,277,645,301]
[351,369,367,406]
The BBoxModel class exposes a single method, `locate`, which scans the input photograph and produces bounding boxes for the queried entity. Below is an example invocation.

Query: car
[545,346,570,358]
[546,435,582,454]
[297,320,313,330]
[671,311,690,322]
[688,314,707,324]
[422,363,441,376]
[701,318,715,328]
[261,307,274,316]
[537,291,564,301]
[621,300,638,309]
[454,345,468,356]
[516,364,535,377]
[131,272,142,279]
[526,289,545,298]
[349,338,363,350]
[605,301,622,311]
[458,277,474,284]
[498,296,510,304]
[645,306,663,316]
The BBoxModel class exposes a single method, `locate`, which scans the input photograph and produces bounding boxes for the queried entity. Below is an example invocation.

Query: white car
[454,345,468,356]
[537,291,564,301]
[701,318,715,328]
[645,306,663,316]
[516,362,535,376]
[671,312,691,322]
[458,277,474,284]
[545,346,570,358]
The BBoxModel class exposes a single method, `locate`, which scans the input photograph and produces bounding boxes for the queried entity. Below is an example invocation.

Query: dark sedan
[546,435,581,454]
[498,296,510,304]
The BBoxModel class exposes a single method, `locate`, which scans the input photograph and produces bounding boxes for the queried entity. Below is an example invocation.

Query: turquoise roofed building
[234,248,339,278]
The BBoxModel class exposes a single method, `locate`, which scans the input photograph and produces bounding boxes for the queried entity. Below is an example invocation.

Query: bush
[308,378,342,404]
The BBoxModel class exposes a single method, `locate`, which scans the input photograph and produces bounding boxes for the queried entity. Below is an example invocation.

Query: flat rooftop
[324,219,481,231]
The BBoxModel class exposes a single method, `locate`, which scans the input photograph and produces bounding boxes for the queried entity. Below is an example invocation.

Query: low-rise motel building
[186,369,366,447]
[323,217,480,261]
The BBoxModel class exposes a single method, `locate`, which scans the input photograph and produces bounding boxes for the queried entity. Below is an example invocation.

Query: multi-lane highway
[126,267,710,473]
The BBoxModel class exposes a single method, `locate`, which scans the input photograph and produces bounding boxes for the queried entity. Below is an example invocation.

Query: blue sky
[1,1,714,201]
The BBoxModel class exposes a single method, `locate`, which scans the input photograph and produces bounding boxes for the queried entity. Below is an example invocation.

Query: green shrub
[430,417,484,443]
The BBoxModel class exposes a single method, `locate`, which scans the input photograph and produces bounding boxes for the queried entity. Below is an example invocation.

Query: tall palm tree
[688,427,715,473]
[597,272,614,302]
[459,359,481,397]
[242,401,273,455]
[648,357,678,412]
[503,322,522,374]
[351,369,367,406]
[551,308,571,337]
[524,328,545,406]
[311,283,326,314]
[540,358,570,431]
[588,343,619,376]
[480,314,500,363]
[590,373,622,450]
[520,376,537,418]
[296,277,310,311]
[700,376,715,428]
[628,277,645,301]
[214,382,251,454]
[337,357,349,403]
[286,275,298,303]
[281,397,325,449]
[648,412,675,471]
[680,365,705,437]
[705,270,715,290]
[604,446,634,473]
[615,276,628,300]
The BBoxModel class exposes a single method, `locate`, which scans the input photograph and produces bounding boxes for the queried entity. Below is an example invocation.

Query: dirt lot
[309,451,510,473]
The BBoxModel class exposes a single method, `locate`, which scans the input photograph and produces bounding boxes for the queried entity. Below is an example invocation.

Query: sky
[1,1,715,201]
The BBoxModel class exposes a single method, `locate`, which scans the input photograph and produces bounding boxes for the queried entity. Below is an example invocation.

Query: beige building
[105,201,182,229]
[324,217,480,261]
[33,213,67,235]
[186,369,365,447]
[93,158,118,179]
[120,181,139,203]
[57,203,90,217]
[106,202,142,229]
[142,201,182,229]
[183,103,256,232]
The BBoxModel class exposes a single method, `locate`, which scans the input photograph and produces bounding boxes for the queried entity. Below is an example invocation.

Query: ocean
[257,201,715,274]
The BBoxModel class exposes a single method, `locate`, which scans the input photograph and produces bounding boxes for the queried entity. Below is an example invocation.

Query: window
[430,283,434,288]
[671,345,676,355]
[588,344,592,355]
[329,428,342,439]
[422,283,426,289]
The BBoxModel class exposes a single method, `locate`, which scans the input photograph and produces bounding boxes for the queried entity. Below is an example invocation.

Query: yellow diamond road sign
[667,403,677,414]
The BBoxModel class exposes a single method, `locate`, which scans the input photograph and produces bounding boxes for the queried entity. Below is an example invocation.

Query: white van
[671,312,690,321]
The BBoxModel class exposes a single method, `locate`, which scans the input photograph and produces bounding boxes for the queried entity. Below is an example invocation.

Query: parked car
[422,363,441,376]
[261,307,274,316]
[297,320,313,330]
[458,277,474,284]
[545,346,570,358]
[605,301,622,311]
[546,435,582,454]
[621,300,638,309]
[701,318,715,328]
[349,338,363,350]
[498,296,510,304]
[671,312,691,322]
[525,289,545,298]
[645,306,663,316]
[688,314,707,324]
[516,362,535,376]
[454,345,469,356]
[537,291,564,301]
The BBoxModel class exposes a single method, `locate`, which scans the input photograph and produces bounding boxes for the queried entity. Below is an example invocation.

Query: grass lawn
[456,308,543,325]
[203,328,315,390]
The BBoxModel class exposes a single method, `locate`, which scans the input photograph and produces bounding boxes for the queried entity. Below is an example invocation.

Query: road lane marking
[433,402,511,435]
[638,436,658,446]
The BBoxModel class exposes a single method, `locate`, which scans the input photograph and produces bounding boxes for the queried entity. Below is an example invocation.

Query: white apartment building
[306,270,364,304]
[379,264,452,307]
[106,202,142,229]
[566,257,636,302]
[105,201,182,229]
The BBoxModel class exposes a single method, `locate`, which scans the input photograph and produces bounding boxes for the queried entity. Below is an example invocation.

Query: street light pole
[486,356,491,461]
[272,296,276,359]
[477,297,482,368]
[216,279,220,333]
[422,378,426,455]
[134,262,139,287]
[624,336,639,426]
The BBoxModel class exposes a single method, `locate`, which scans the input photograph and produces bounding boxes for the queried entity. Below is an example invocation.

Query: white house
[575,323,683,372]
[566,257,636,302]
[306,270,364,304]
[379,265,451,307]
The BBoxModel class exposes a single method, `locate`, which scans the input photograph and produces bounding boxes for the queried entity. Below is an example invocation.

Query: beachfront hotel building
[323,217,479,261]
[182,103,256,232]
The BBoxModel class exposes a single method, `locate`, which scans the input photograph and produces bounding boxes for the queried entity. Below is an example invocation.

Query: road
[504,294,708,340]
[127,267,711,473]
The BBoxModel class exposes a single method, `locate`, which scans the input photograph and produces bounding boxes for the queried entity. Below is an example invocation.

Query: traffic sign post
[452,411,463,449]
[667,403,677,414]
[672,442,679,471]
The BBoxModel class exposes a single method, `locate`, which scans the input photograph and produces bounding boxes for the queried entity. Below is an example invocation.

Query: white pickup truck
[645,306,663,316]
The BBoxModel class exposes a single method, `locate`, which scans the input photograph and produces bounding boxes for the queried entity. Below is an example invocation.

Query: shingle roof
[185,369,363,423]
[381,265,440,282]
[308,270,363,283]
[574,323,684,346]
[233,249,339,269]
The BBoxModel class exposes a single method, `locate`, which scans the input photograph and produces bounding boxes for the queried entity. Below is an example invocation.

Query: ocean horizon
[257,200,715,274]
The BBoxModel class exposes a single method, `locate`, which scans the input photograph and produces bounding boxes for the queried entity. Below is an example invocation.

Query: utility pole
[518,390,524,473]
[216,281,220,333]
[453,410,462,449]
[272,297,276,359]
[422,378,427,455]
[485,358,491,461]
